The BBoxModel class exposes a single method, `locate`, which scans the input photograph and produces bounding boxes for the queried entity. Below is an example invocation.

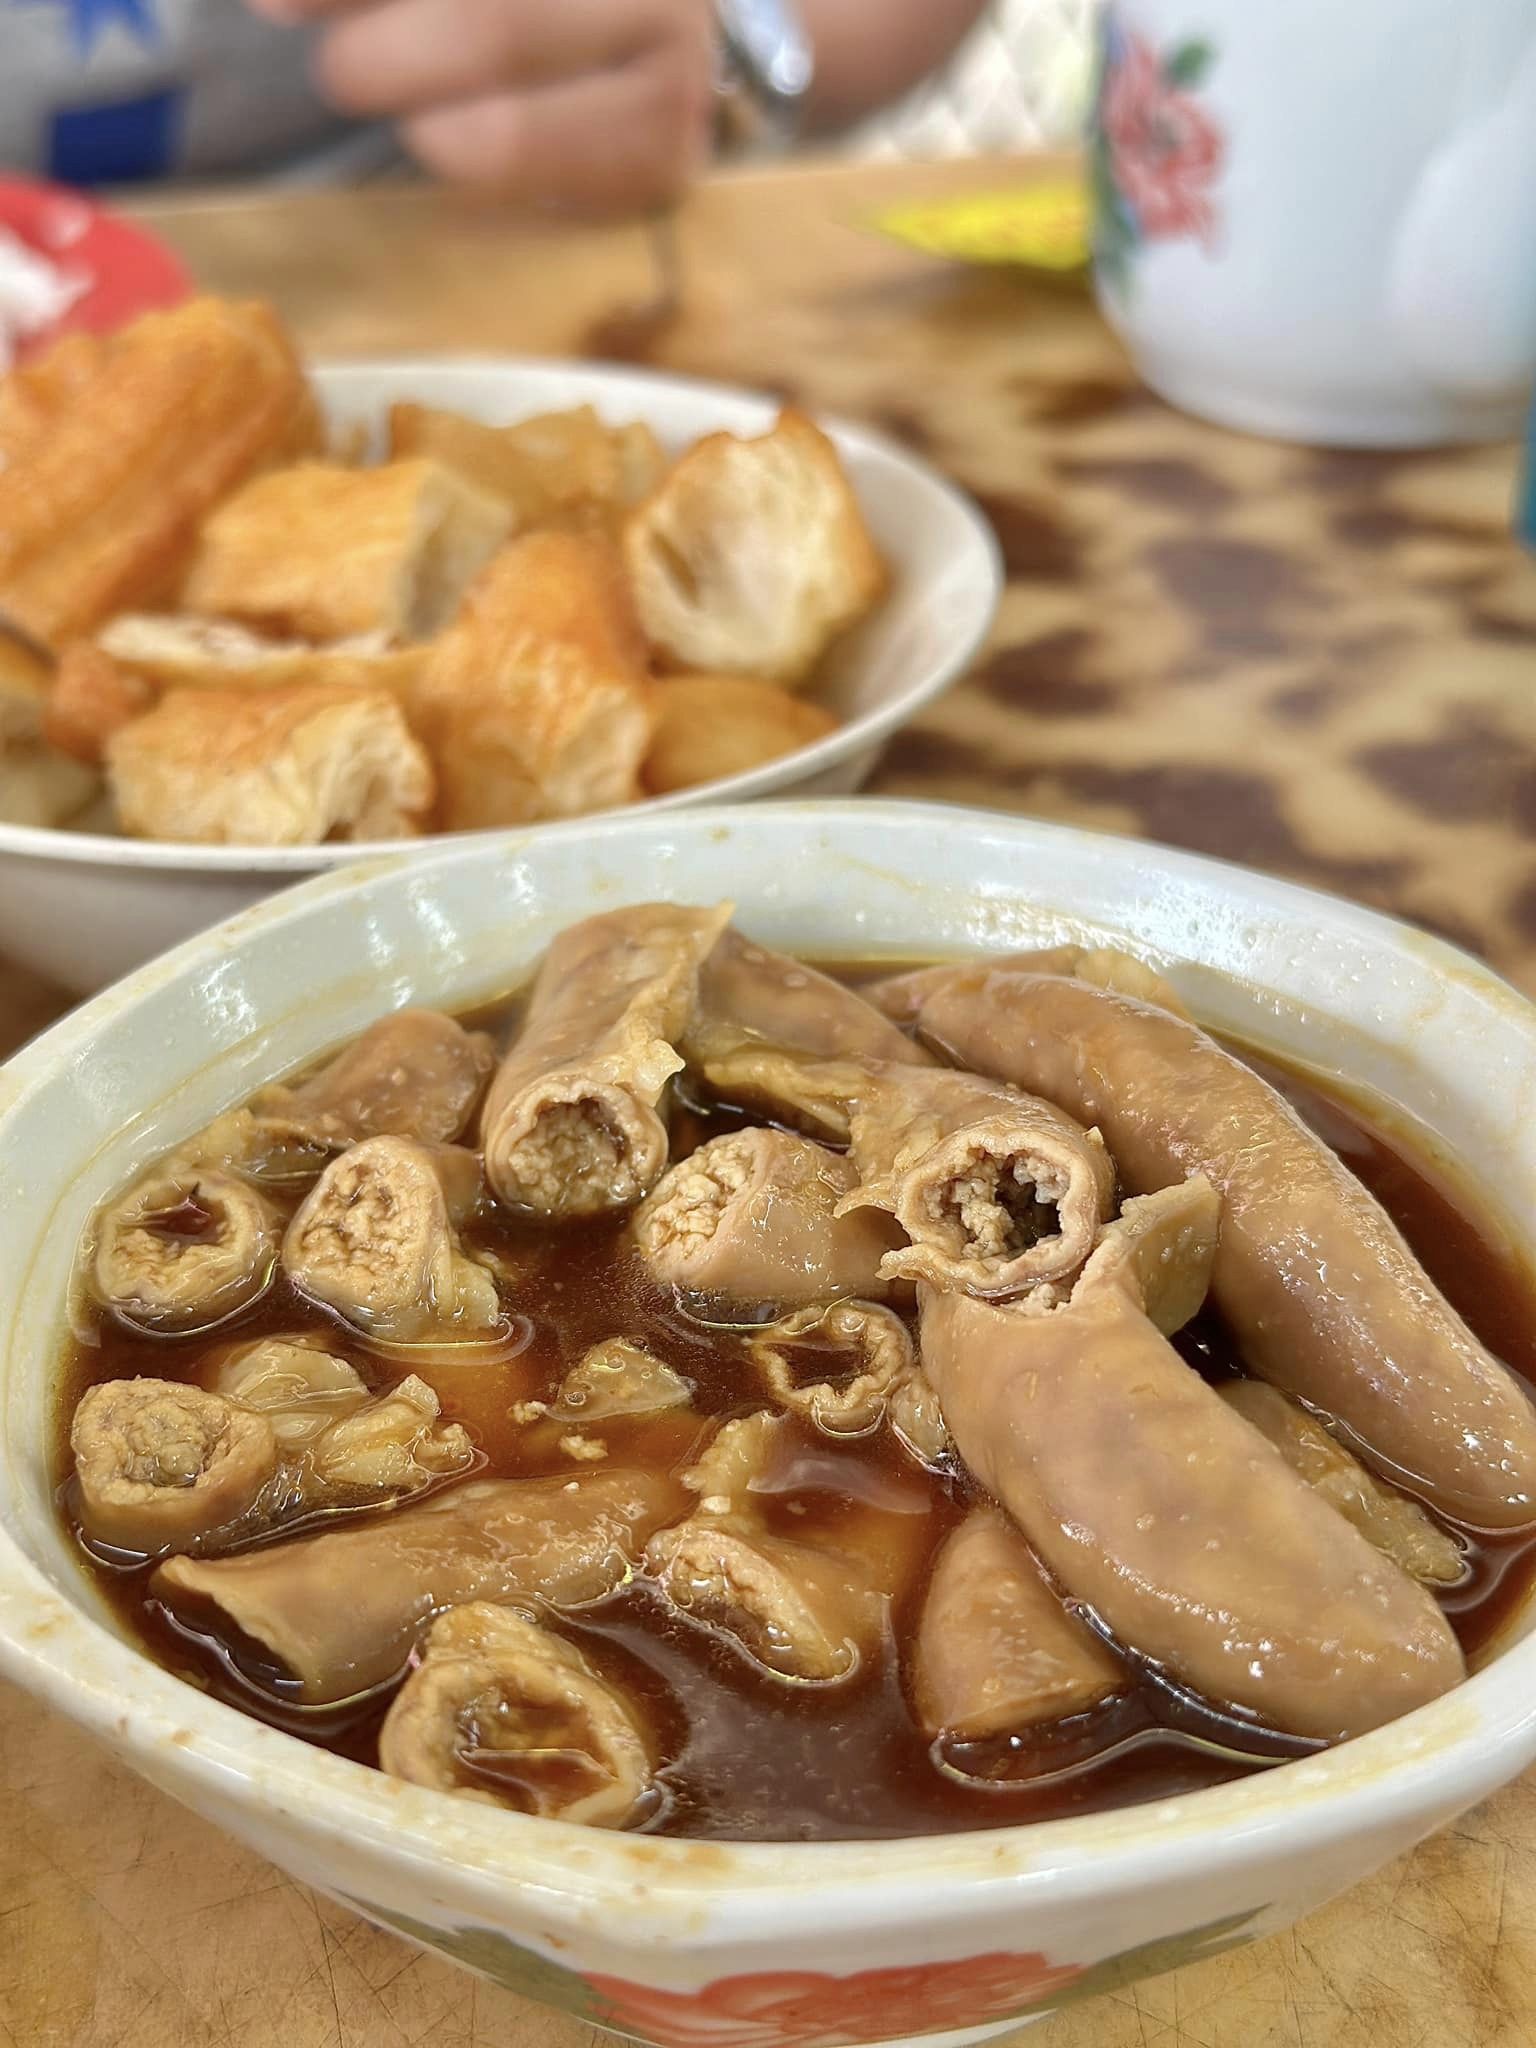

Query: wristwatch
[714,0,817,152]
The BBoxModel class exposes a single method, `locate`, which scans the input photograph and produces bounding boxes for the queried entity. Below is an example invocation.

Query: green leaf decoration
[1088,142,1136,295]
[342,1898,605,2019]
[1163,37,1217,88]
[1094,242,1130,298]
[1018,1907,1265,2019]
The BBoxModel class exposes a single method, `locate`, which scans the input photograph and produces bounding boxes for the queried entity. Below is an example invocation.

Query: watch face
[0,176,190,362]
[715,0,814,131]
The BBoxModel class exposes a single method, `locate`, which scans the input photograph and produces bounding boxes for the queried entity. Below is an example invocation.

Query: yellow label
[871,180,1090,271]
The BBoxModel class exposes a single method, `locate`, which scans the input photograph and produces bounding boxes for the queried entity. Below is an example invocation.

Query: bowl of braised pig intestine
[0,298,999,992]
[5,801,1536,2048]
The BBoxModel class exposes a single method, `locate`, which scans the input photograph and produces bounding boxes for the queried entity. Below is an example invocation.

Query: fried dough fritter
[0,298,319,650]
[107,681,434,845]
[180,457,511,642]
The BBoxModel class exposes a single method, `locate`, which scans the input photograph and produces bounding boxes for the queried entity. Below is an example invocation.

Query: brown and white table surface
[4,154,1535,2048]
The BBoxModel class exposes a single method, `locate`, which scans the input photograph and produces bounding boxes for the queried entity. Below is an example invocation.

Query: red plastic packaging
[0,175,190,360]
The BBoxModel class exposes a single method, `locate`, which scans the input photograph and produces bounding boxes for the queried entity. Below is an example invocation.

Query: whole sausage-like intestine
[918,1180,1466,1742]
[895,962,1536,1530]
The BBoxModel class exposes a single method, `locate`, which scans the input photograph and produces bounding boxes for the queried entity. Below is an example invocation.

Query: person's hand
[245,0,718,210]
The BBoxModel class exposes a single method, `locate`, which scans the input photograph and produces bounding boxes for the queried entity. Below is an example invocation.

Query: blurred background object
[842,0,1096,158]
[0,177,189,365]
[0,0,1098,197]
[1090,0,1536,447]
[0,0,395,185]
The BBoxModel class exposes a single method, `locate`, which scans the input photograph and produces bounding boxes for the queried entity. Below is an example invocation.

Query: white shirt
[847,0,1095,158]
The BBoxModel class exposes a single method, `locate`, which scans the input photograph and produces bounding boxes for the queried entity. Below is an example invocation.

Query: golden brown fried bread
[459,523,649,674]
[44,643,156,764]
[97,615,423,695]
[122,616,426,713]
[413,531,654,831]
[0,631,104,824]
[0,631,49,747]
[643,673,837,794]
[107,682,433,845]
[47,619,431,766]
[0,299,317,650]
[624,409,885,684]
[613,421,667,505]
[0,745,100,827]
[389,402,665,535]
[180,458,511,641]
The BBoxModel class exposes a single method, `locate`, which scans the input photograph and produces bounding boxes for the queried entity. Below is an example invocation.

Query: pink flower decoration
[1102,30,1225,249]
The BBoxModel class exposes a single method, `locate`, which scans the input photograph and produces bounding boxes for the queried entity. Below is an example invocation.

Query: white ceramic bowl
[0,360,1001,995]
[4,801,1535,2048]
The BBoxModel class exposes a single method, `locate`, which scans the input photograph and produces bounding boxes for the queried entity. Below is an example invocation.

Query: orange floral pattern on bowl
[586,1950,1085,2048]
[349,1897,1266,2048]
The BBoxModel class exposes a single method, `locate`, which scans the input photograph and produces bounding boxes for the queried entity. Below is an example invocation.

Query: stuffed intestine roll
[71,1379,277,1553]
[379,1604,655,1826]
[836,1065,1115,1298]
[283,1137,498,1342]
[681,925,930,1142]
[481,902,730,1217]
[674,1039,1115,1301]
[646,1412,929,1685]
[91,1153,282,1333]
[632,1126,901,1306]
[253,1008,495,1148]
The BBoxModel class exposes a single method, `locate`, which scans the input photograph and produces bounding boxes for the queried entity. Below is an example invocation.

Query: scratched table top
[4,153,1536,2048]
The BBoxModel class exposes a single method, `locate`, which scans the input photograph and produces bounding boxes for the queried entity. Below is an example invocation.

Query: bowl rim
[0,355,1004,875]
[4,796,1536,1928]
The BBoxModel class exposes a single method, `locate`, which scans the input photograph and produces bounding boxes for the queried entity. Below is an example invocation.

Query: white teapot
[1091,0,1536,446]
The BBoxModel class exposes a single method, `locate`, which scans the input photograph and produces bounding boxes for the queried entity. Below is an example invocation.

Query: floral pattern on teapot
[1092,13,1226,289]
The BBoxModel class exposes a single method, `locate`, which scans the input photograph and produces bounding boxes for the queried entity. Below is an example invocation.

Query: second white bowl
[0,360,1002,993]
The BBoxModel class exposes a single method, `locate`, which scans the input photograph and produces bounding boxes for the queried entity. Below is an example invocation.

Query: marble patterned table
[4,153,1536,2048]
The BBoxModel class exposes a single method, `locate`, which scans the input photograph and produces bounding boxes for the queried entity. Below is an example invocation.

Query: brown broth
[52,967,1536,1842]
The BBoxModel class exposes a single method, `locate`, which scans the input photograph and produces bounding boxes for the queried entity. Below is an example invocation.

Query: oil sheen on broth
[54,952,1536,1844]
